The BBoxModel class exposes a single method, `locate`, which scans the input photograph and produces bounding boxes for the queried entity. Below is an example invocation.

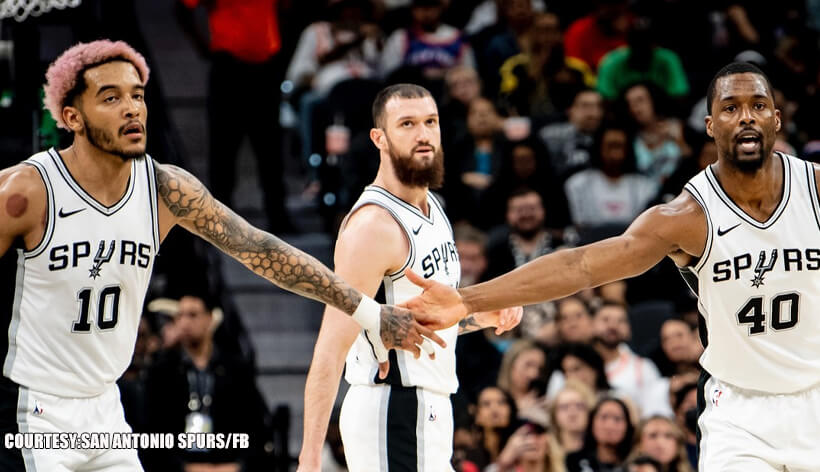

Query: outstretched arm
[404,192,707,329]
[154,163,444,353]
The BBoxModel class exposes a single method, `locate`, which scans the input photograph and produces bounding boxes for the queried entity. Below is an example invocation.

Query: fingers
[495,306,524,335]
[416,323,446,349]
[377,361,390,379]
[404,268,433,289]
[419,337,437,360]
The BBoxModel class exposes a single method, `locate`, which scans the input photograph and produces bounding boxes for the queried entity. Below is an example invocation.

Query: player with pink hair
[0,40,444,471]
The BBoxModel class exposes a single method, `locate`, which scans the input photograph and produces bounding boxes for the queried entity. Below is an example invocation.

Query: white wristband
[352,296,389,362]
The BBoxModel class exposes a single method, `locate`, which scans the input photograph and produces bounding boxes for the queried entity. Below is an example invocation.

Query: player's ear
[63,106,84,133]
[705,115,713,138]
[774,108,781,133]
[370,128,385,150]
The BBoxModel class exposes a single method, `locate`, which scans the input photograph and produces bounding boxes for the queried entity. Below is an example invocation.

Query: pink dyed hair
[43,40,150,130]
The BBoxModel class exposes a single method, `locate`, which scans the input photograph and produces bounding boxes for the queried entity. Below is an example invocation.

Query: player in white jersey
[403,62,820,471]
[0,40,445,471]
[297,84,522,472]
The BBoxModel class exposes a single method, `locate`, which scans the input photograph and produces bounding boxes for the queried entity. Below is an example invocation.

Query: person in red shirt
[178,0,295,232]
[563,0,632,72]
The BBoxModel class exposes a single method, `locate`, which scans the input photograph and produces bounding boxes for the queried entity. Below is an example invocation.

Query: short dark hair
[372,83,433,128]
[706,62,774,114]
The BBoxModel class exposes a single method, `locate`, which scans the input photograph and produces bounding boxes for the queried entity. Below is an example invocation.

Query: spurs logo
[89,240,116,279]
[751,249,777,288]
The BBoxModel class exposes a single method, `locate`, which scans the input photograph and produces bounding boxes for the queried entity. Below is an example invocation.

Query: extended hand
[477,306,523,335]
[400,269,469,330]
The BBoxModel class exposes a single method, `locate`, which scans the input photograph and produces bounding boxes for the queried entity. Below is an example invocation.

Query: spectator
[178,0,294,232]
[468,386,519,469]
[626,455,663,472]
[671,383,698,470]
[592,303,672,418]
[555,296,595,344]
[563,0,631,71]
[655,136,718,204]
[497,339,547,412]
[657,318,702,377]
[620,82,691,185]
[286,0,381,166]
[538,88,604,181]
[628,416,694,472]
[549,342,612,400]
[144,293,269,472]
[566,396,635,472]
[455,223,490,287]
[549,380,596,455]
[441,65,483,151]
[491,419,566,472]
[564,123,657,228]
[446,96,505,226]
[380,0,475,80]
[596,17,690,101]
[498,12,594,122]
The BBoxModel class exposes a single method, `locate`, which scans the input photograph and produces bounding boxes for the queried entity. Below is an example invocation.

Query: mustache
[412,143,435,153]
[119,121,145,135]
[733,127,762,142]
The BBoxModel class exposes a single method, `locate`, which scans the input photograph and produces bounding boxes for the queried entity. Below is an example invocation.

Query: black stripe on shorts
[0,375,25,470]
[387,385,418,472]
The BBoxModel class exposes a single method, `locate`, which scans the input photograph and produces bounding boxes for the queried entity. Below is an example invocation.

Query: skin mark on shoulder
[6,194,27,218]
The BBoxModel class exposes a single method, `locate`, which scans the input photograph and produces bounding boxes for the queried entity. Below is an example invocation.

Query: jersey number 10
[72,286,121,332]
[736,292,799,336]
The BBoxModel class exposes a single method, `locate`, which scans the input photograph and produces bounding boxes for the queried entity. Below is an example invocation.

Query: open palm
[399,269,468,330]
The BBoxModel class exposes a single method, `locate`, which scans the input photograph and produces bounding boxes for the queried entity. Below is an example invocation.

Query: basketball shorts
[0,378,142,472]
[698,373,820,471]
[340,384,455,472]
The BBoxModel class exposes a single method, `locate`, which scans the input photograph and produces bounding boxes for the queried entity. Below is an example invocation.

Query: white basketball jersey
[683,153,820,393]
[344,186,461,395]
[1,149,159,397]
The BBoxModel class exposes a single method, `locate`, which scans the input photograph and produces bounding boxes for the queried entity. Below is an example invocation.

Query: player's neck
[61,141,132,206]
[373,171,429,217]
[713,152,783,214]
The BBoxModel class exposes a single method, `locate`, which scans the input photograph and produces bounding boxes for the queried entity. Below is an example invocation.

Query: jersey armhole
[683,183,712,274]
[344,202,416,280]
[21,160,55,259]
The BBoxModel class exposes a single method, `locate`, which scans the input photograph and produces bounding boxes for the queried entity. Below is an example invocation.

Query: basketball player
[297,84,522,472]
[404,62,820,471]
[0,40,445,471]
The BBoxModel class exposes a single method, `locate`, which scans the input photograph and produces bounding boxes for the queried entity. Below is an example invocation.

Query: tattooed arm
[457,307,524,335]
[154,163,445,354]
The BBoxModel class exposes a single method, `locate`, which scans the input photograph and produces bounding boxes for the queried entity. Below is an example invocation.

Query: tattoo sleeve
[155,164,363,315]
[458,314,483,335]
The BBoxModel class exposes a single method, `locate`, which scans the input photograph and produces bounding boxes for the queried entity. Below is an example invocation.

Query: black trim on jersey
[803,160,820,232]
[368,185,434,225]
[0,376,24,470]
[428,191,453,236]
[704,152,790,229]
[682,184,713,273]
[21,160,55,259]
[144,156,161,252]
[677,266,699,297]
[386,385,418,472]
[47,148,137,216]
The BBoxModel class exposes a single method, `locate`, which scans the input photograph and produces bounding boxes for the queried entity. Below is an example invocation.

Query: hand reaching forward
[399,269,470,330]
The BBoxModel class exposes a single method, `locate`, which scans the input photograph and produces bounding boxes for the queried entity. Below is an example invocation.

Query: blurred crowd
[2,0,820,470]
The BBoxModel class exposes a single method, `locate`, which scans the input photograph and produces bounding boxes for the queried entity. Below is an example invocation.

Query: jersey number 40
[736,292,799,336]
[72,286,121,332]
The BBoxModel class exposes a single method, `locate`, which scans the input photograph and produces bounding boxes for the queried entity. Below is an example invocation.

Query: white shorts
[2,381,142,472]
[699,374,820,471]
[340,384,455,472]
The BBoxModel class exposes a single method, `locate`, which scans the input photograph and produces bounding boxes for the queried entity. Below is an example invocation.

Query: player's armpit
[0,164,47,257]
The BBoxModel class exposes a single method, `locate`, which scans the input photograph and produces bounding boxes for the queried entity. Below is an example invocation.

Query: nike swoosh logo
[58,207,86,218]
[717,223,741,236]
[412,225,422,235]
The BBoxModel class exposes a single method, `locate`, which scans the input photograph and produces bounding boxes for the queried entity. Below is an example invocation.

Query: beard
[83,113,146,161]
[386,135,445,189]
[724,133,772,174]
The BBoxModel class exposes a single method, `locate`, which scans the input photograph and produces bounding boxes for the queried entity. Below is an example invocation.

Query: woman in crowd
[549,380,596,455]
[627,416,693,472]
[566,396,636,472]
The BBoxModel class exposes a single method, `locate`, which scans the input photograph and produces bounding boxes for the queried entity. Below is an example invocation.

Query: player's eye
[724,105,736,113]
[104,96,118,103]
[133,93,144,101]
[402,121,413,127]
[754,102,765,110]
